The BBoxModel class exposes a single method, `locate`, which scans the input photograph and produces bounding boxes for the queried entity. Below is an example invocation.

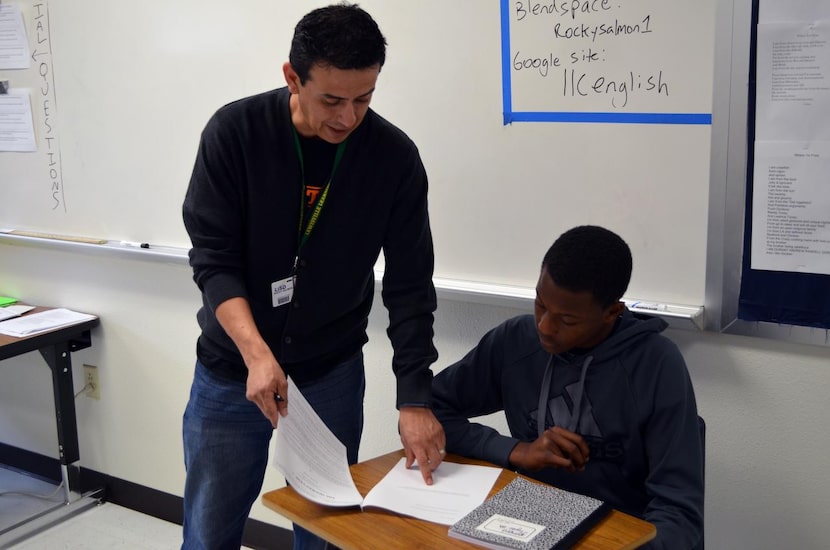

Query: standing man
[181,4,445,549]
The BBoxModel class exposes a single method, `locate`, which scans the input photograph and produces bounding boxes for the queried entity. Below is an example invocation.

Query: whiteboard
[0,0,716,306]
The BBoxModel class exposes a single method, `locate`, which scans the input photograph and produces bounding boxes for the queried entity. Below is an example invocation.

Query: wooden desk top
[262,450,655,550]
[0,306,99,359]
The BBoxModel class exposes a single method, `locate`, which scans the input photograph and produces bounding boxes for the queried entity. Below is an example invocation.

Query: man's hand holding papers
[273,377,364,506]
[272,378,501,524]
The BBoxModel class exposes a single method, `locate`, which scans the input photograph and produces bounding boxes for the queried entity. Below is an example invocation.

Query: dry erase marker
[630,301,667,311]
[121,241,150,249]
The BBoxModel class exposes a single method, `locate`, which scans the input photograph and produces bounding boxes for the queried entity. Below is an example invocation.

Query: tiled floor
[0,466,255,549]
[5,502,185,549]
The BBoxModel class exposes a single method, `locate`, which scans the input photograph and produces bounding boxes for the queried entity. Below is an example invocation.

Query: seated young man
[432,225,703,549]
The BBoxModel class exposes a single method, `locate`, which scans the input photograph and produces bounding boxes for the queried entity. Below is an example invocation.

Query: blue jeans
[182,353,365,550]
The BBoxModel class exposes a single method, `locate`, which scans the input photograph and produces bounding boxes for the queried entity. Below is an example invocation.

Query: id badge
[271,276,294,307]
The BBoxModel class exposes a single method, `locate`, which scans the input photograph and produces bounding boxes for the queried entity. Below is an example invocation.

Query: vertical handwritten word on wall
[507,0,713,115]
[30,1,64,212]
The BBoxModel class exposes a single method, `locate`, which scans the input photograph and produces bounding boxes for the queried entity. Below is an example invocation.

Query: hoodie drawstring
[537,355,554,438]
[568,355,593,432]
[537,354,594,436]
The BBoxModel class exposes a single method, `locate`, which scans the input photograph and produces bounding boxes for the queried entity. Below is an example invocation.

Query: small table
[0,306,102,543]
[263,450,656,549]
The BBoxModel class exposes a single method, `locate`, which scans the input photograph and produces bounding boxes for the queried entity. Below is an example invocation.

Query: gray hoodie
[432,309,703,549]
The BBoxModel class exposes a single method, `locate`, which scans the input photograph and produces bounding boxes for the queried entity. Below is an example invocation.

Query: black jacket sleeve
[380,144,439,407]
[432,322,521,464]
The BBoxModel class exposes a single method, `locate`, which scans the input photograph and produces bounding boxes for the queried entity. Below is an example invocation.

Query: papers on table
[0,304,35,322]
[0,308,96,337]
[272,377,502,524]
[362,457,501,526]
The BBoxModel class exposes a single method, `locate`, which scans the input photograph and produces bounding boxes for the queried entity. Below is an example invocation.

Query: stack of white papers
[273,377,501,525]
[362,457,502,525]
[0,304,35,322]
[0,308,96,337]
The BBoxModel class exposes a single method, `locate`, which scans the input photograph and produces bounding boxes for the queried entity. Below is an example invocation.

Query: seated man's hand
[509,426,590,473]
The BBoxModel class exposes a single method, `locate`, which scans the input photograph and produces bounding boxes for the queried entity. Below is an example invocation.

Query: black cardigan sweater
[183,87,438,406]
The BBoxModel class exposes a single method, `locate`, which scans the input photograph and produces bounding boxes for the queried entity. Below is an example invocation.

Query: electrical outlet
[83,364,100,399]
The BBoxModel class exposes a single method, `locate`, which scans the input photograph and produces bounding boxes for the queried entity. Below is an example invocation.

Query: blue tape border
[500,0,513,125]
[500,0,712,126]
[507,111,712,125]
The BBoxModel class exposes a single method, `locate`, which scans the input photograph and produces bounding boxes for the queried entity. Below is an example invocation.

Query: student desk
[0,306,101,542]
[263,449,656,549]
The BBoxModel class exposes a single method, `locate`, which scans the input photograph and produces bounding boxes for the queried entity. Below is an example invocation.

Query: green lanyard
[291,127,347,257]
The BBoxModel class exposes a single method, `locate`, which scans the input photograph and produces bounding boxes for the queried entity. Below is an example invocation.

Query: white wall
[1,244,830,549]
[0,0,716,307]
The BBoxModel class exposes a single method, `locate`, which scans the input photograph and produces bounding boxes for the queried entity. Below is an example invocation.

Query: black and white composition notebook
[448,477,610,550]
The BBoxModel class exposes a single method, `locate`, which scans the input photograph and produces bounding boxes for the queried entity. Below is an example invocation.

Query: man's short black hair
[289,3,387,84]
[542,225,632,308]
